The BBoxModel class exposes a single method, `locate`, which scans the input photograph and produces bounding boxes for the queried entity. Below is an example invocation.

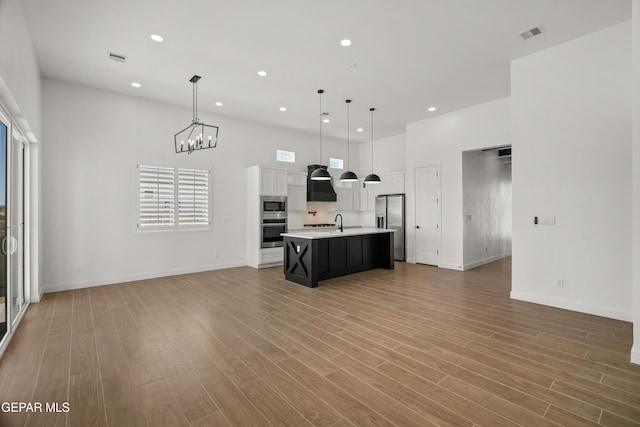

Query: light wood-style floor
[1,258,639,426]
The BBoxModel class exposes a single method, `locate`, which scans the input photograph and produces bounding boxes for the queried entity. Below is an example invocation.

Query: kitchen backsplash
[288,202,365,229]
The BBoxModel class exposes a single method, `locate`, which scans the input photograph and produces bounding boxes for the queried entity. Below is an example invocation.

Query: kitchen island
[281,228,394,287]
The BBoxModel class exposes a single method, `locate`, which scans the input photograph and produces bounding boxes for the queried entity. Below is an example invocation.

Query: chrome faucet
[334,214,343,232]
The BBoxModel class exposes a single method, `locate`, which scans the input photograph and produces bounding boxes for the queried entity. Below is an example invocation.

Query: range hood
[307,165,337,202]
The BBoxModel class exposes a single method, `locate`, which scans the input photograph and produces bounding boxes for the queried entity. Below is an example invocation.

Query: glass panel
[0,121,7,341]
[329,158,344,169]
[276,150,295,163]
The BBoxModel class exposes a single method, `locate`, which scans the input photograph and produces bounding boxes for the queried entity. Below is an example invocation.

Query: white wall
[462,150,512,269]
[631,0,640,363]
[511,22,633,321]
[41,78,356,292]
[406,98,511,268]
[0,0,42,302]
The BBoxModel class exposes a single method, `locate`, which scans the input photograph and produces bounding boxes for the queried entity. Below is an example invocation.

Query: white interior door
[415,165,440,266]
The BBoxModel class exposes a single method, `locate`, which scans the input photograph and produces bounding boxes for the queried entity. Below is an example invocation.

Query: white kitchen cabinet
[288,185,307,211]
[352,188,361,211]
[333,179,356,190]
[388,172,405,193]
[247,165,287,268]
[366,188,378,210]
[377,178,391,196]
[287,172,306,187]
[260,169,288,196]
[357,184,378,211]
[260,247,283,265]
[335,189,354,211]
[378,172,405,194]
[287,171,307,211]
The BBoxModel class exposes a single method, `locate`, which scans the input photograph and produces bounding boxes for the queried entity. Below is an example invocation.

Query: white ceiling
[23,0,630,142]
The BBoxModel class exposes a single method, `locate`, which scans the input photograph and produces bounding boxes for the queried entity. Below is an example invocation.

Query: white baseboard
[258,262,283,269]
[463,252,512,271]
[406,258,416,264]
[41,261,247,294]
[631,344,640,365]
[438,263,464,271]
[31,288,43,303]
[510,291,633,322]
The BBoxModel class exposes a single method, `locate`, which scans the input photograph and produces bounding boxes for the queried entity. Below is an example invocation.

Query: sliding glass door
[0,108,27,349]
[0,119,7,343]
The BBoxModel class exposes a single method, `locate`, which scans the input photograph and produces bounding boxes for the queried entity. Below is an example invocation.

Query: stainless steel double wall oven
[260,196,287,248]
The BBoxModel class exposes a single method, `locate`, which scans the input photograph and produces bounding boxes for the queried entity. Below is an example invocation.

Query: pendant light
[364,107,381,184]
[311,89,331,181]
[340,99,358,182]
[174,75,219,154]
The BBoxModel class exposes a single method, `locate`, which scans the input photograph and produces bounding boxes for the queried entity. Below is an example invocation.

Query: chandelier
[174,75,219,154]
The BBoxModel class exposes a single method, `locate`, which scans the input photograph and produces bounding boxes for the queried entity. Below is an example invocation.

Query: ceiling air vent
[498,148,511,157]
[107,51,128,63]
[519,25,545,41]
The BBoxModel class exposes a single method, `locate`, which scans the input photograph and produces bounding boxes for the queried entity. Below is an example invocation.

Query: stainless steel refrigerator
[375,194,406,261]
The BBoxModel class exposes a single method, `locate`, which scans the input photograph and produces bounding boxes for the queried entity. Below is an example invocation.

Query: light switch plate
[539,216,556,225]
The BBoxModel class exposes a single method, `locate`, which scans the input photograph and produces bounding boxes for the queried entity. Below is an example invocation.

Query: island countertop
[281,227,394,240]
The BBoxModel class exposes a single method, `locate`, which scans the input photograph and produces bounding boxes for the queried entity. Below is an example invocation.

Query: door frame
[10,135,28,329]
[414,163,442,267]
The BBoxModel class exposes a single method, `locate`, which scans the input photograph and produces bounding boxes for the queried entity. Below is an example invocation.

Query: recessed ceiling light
[215,102,223,107]
[279,107,287,112]
[150,34,164,42]
[131,82,141,88]
[356,128,364,132]
[428,106,437,112]
[257,70,267,77]
[340,39,352,47]
[323,118,330,123]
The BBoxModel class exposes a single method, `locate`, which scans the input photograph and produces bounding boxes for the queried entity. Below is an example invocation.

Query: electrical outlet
[223,217,232,223]
[557,279,564,289]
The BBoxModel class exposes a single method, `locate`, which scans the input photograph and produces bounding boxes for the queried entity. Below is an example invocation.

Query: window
[276,149,295,163]
[137,164,211,232]
[329,158,344,169]
[178,168,210,226]
[138,165,175,228]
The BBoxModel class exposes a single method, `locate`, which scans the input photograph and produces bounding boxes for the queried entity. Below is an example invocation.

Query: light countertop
[281,227,394,240]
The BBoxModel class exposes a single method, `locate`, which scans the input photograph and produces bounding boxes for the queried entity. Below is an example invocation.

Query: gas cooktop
[303,223,336,228]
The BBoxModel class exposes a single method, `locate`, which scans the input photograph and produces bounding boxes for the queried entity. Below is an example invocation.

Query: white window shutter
[138,165,176,228]
[178,168,210,226]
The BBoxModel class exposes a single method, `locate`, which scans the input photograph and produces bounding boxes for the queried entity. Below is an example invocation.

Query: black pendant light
[340,99,358,182]
[311,89,332,181]
[364,107,381,184]
[174,75,219,154]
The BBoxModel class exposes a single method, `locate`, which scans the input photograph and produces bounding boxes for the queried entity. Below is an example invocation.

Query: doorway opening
[461,145,512,270]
